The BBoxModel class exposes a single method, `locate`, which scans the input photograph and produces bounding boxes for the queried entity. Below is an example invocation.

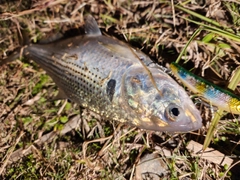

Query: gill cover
[120,65,202,132]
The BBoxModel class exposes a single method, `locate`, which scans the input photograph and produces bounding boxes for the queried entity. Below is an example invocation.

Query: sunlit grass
[0,0,240,179]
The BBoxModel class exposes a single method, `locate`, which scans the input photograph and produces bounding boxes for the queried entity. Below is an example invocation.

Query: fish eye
[171,107,180,117]
[165,104,181,121]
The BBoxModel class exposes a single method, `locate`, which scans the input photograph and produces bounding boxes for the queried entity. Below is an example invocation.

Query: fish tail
[0,29,30,66]
[0,48,22,65]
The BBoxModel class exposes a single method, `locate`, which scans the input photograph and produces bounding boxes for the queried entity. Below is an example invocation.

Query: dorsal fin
[84,15,102,36]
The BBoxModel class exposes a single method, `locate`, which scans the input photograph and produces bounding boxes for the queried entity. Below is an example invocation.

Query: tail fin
[0,29,29,66]
[0,48,22,66]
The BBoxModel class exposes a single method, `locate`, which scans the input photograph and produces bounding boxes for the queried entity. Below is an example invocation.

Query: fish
[170,62,240,114]
[0,15,202,132]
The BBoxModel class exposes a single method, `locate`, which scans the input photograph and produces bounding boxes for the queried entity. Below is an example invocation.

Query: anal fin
[50,88,69,101]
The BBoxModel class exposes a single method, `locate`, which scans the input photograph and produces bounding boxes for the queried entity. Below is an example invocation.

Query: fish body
[1,16,202,132]
[170,62,240,114]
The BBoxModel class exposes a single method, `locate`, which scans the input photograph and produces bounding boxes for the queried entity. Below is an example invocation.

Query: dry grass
[0,0,240,179]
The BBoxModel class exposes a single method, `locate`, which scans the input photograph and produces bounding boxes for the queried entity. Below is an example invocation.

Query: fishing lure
[170,62,240,114]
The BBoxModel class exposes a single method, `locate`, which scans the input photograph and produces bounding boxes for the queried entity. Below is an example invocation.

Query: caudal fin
[0,29,30,66]
[0,47,22,66]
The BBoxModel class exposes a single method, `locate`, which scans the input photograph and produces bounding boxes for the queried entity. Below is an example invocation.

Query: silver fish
[0,15,202,132]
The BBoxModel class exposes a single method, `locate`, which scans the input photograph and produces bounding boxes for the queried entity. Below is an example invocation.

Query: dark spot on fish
[106,79,116,102]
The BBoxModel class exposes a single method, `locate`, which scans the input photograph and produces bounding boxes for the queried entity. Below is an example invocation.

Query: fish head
[120,65,202,132]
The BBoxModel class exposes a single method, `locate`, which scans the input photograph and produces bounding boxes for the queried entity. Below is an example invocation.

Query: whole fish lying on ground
[170,62,240,114]
[0,15,202,132]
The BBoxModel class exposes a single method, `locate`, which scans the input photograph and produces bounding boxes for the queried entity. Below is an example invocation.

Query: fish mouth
[159,103,202,132]
[135,120,202,132]
[133,110,202,133]
[178,120,202,132]
[165,105,202,132]
[127,102,202,132]
[176,106,202,132]
[161,118,202,132]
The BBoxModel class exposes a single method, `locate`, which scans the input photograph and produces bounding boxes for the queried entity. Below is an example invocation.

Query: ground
[0,0,240,179]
